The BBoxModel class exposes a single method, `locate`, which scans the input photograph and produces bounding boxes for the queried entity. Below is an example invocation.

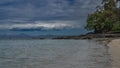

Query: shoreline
[0,33,120,40]
[107,39,120,68]
[53,34,120,39]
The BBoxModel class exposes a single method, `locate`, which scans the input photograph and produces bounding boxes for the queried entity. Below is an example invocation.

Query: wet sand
[108,39,120,68]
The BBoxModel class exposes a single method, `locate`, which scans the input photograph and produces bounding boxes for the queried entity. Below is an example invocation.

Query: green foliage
[86,0,119,33]
[103,0,116,10]
[112,21,120,33]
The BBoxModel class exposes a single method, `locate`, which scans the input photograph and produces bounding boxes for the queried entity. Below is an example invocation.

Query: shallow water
[0,39,111,68]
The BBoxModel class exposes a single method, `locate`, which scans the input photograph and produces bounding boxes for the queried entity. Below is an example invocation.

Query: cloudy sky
[0,0,101,35]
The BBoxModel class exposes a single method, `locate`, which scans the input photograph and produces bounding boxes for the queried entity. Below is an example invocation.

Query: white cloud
[0,20,81,30]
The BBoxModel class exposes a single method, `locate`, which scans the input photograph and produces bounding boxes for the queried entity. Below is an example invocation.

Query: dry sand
[108,39,120,68]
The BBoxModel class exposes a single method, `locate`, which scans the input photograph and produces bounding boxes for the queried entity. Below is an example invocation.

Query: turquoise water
[0,40,111,68]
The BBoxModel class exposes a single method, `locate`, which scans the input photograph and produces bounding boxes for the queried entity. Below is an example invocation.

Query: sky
[0,0,101,35]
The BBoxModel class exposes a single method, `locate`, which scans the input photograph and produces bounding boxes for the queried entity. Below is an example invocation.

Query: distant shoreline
[53,33,120,39]
[0,33,120,40]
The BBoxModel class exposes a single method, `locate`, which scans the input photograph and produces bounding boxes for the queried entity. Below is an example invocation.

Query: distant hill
[10,27,62,31]
[0,34,58,39]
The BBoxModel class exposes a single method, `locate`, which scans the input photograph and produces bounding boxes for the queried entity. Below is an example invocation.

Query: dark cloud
[0,0,101,29]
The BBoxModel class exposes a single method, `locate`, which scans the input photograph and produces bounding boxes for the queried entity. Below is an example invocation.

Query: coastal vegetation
[86,0,120,33]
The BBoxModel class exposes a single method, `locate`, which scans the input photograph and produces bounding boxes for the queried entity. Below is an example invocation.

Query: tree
[112,21,120,33]
[85,0,118,33]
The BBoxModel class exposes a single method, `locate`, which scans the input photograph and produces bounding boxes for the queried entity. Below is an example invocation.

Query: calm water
[0,40,111,68]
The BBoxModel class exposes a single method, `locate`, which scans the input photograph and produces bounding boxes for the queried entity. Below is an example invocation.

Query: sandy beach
[108,39,120,68]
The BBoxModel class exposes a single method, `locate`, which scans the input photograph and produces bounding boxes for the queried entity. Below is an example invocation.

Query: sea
[0,39,111,68]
